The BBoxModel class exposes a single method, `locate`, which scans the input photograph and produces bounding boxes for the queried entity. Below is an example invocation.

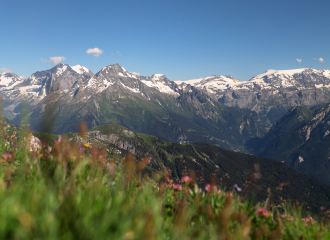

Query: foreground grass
[0,123,330,239]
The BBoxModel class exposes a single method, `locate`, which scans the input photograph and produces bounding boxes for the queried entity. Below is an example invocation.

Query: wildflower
[169,184,182,191]
[181,176,191,184]
[1,152,12,162]
[233,184,242,192]
[256,207,268,217]
[217,189,221,195]
[28,134,41,152]
[281,214,287,219]
[302,216,316,228]
[174,184,182,191]
[205,184,217,192]
[58,135,62,142]
[167,178,173,184]
[83,143,89,148]
[226,191,233,197]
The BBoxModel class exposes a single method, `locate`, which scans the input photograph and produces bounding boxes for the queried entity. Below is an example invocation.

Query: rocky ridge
[176,68,330,125]
[1,64,93,121]
[1,63,265,152]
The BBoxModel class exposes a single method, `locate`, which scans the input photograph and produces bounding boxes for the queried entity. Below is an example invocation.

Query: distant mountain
[21,63,265,151]
[177,68,330,126]
[252,104,330,184]
[0,72,24,89]
[1,64,93,122]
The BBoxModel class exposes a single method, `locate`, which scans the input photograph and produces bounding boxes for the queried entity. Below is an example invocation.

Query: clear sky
[1,0,330,81]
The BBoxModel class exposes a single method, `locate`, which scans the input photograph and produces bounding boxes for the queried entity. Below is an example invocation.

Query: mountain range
[3,64,330,131]
[2,63,330,185]
[1,63,266,151]
[175,68,330,125]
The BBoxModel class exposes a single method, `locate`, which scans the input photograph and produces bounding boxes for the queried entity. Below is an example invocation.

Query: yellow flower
[83,144,89,148]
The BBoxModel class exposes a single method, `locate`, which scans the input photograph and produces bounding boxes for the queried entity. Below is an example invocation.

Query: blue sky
[1,0,329,81]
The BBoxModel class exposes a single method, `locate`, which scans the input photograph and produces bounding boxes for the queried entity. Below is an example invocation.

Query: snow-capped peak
[55,64,68,76]
[71,65,90,74]
[174,75,240,93]
[0,72,22,88]
[249,68,309,83]
[151,74,166,80]
[175,75,240,85]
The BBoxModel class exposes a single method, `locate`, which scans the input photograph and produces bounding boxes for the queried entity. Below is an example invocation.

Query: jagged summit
[248,68,309,83]
[175,75,241,93]
[0,72,24,93]
[71,65,91,75]
[151,74,167,80]
[1,64,94,121]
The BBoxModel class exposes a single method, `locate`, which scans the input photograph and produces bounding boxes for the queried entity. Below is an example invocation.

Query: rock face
[88,130,136,154]
[176,69,330,125]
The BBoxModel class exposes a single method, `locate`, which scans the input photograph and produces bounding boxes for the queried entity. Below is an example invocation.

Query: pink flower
[1,152,11,161]
[175,184,182,191]
[181,176,191,184]
[227,192,233,197]
[205,184,217,192]
[169,184,182,191]
[167,178,173,184]
[217,189,221,195]
[256,207,268,217]
[58,135,62,142]
[282,214,287,219]
[302,216,316,227]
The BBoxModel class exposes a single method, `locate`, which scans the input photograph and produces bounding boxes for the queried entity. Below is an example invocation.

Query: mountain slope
[254,104,330,184]
[1,64,93,122]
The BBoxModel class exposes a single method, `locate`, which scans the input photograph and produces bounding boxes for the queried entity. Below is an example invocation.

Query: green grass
[2,120,330,239]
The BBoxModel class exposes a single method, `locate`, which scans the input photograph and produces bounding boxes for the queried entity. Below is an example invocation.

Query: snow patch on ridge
[175,75,240,92]
[249,68,308,84]
[141,79,178,95]
[120,82,140,93]
[56,65,68,76]
[152,74,165,80]
[323,70,330,78]
[0,74,23,89]
[71,65,90,74]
